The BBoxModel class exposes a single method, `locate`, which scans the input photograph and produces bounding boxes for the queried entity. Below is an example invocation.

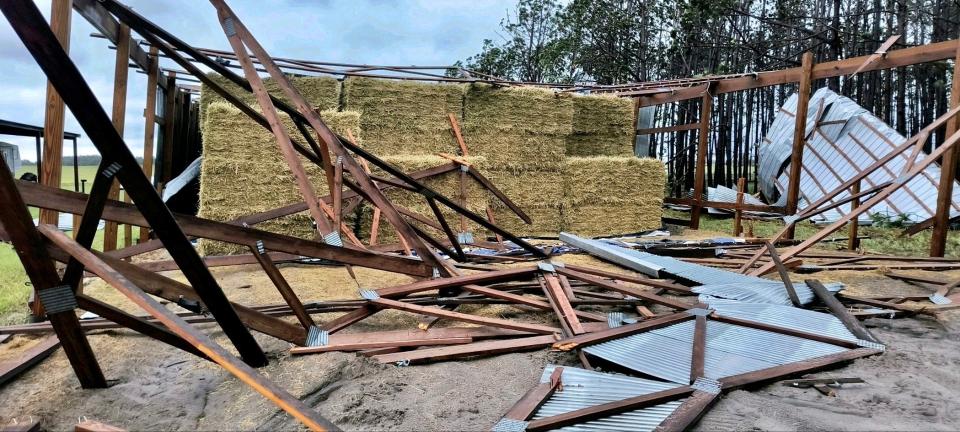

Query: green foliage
[869,212,914,228]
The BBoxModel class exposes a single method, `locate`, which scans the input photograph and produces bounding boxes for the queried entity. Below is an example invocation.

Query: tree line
[456,0,959,195]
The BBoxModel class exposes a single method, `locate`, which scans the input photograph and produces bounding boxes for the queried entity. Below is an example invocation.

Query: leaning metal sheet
[758,87,960,223]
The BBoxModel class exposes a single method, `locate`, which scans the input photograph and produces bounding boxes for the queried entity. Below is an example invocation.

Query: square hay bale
[484,169,564,208]
[562,200,662,237]
[463,84,573,135]
[487,202,563,238]
[343,77,465,155]
[197,103,361,254]
[199,74,340,127]
[562,156,666,207]
[462,84,572,172]
[567,94,635,156]
[358,155,490,243]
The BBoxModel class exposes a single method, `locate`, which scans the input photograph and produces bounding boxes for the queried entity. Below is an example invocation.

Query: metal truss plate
[856,339,886,351]
[359,289,380,300]
[607,312,625,328]
[101,162,121,178]
[323,232,343,247]
[255,240,266,255]
[37,285,78,315]
[929,294,951,305]
[691,377,722,394]
[457,231,474,244]
[306,326,329,347]
[537,262,556,273]
[686,307,712,317]
[491,418,528,432]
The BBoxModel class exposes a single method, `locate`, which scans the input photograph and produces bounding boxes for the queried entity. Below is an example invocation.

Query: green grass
[675,210,960,258]
[1,165,141,324]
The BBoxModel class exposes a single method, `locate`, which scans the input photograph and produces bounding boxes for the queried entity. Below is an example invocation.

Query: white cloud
[0,0,513,162]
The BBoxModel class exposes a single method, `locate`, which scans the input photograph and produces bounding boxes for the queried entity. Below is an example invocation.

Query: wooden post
[690,90,713,229]
[161,71,177,183]
[38,0,73,227]
[848,180,861,251]
[930,40,960,257]
[784,52,815,239]
[733,177,746,236]
[139,46,160,243]
[103,23,131,252]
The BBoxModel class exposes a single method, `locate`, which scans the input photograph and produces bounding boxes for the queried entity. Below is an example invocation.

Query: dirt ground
[1,251,959,431]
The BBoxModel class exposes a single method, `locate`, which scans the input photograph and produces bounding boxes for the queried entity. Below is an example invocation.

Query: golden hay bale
[201,102,361,161]
[484,169,564,208]
[562,156,666,206]
[357,155,490,243]
[562,200,663,237]
[567,94,635,156]
[199,74,340,127]
[462,84,572,172]
[463,84,573,135]
[486,203,563,238]
[463,133,566,173]
[197,103,361,255]
[343,77,465,155]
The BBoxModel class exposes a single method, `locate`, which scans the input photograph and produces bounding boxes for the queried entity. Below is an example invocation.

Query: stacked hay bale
[567,94,636,156]
[198,74,340,127]
[344,77,481,243]
[562,156,665,237]
[463,84,573,237]
[357,155,489,244]
[197,102,361,255]
[342,77,465,155]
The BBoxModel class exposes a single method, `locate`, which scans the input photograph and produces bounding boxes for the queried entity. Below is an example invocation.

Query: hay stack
[462,84,572,172]
[567,94,636,156]
[562,156,664,237]
[343,77,465,155]
[197,102,362,255]
[358,155,489,244]
[199,74,340,128]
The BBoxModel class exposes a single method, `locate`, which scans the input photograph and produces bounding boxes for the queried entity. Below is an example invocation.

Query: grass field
[1,165,142,324]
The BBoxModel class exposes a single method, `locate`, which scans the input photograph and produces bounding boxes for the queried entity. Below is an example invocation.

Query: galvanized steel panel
[561,233,836,305]
[758,88,960,223]
[584,318,849,385]
[703,298,858,342]
[532,365,684,432]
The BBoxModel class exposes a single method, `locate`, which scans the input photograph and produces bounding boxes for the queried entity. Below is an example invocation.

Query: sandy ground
[1,253,959,431]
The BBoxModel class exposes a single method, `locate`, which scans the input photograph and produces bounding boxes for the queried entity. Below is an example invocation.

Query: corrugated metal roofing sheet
[528,365,684,432]
[561,232,838,306]
[703,298,858,342]
[757,88,960,223]
[584,317,849,385]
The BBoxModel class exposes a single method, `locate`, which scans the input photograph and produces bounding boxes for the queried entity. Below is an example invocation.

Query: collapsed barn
[0,1,959,431]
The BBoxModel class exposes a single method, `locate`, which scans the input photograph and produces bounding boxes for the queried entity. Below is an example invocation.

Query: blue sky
[0,0,515,161]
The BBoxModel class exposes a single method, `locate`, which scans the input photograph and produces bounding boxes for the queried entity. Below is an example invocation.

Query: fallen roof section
[758,87,960,223]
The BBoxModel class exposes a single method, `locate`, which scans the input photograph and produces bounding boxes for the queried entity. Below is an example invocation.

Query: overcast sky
[0,0,514,162]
